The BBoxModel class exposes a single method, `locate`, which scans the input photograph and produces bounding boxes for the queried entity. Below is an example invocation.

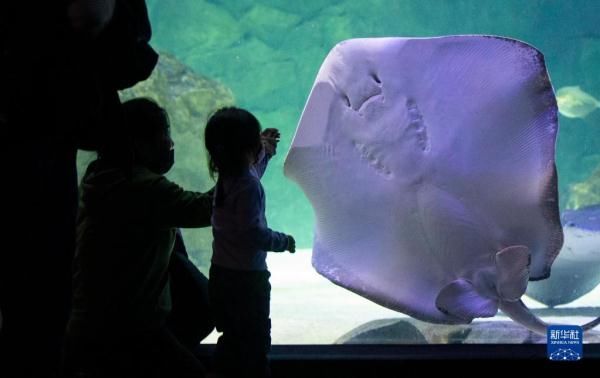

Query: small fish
[556,86,600,119]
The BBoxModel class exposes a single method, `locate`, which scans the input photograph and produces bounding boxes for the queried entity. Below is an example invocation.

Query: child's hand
[261,128,280,156]
[286,235,296,253]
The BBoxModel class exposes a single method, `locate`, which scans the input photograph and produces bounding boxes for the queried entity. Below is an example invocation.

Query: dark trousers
[209,264,271,378]
[167,230,214,349]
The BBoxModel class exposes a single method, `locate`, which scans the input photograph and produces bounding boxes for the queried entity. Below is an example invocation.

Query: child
[66,98,213,377]
[204,107,295,378]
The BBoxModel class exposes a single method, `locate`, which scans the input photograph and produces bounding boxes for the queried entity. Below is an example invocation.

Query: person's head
[204,107,262,179]
[121,97,175,175]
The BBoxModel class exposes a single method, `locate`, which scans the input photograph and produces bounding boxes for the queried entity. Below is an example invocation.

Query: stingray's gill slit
[371,72,382,85]
[352,140,392,179]
[406,98,430,152]
[342,93,351,108]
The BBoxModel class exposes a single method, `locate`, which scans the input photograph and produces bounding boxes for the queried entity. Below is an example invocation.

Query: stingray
[284,36,600,335]
[526,205,600,307]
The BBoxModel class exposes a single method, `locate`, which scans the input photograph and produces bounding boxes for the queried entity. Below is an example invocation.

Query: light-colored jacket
[211,152,288,271]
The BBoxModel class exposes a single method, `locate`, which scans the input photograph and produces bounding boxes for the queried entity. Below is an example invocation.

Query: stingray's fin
[436,279,498,322]
[495,245,531,301]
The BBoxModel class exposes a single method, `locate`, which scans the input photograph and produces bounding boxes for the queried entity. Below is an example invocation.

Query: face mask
[150,148,175,175]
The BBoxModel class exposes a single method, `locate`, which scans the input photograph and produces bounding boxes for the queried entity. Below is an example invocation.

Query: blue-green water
[146,0,600,249]
[100,0,600,344]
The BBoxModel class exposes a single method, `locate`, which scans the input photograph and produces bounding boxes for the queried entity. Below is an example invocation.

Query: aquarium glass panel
[78,0,600,345]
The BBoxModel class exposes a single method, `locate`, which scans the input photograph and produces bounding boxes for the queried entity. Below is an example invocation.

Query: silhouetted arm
[148,176,214,228]
[253,148,272,178]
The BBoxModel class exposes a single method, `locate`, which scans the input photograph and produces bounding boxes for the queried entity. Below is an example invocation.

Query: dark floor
[195,344,600,377]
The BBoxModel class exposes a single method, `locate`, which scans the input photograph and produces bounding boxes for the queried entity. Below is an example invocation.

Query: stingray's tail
[499,300,600,336]
[583,316,600,330]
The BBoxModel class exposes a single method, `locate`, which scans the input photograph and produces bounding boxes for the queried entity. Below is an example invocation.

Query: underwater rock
[526,205,600,307]
[335,318,427,344]
[240,4,301,48]
[336,318,600,344]
[150,0,242,60]
[567,167,600,210]
[187,36,299,111]
[285,36,563,335]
